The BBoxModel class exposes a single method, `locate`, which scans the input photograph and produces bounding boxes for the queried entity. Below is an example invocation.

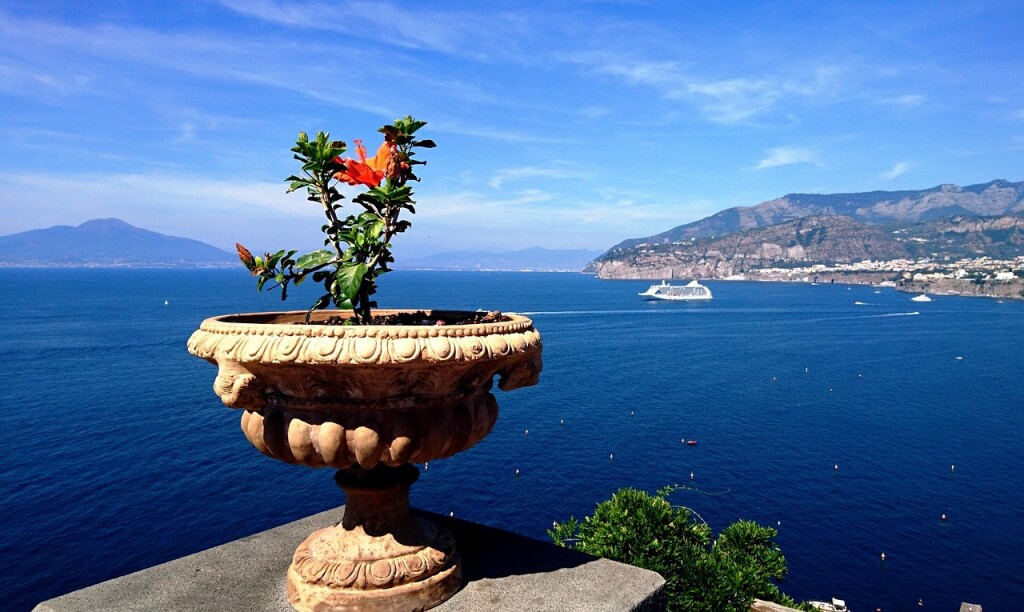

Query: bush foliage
[548,486,810,611]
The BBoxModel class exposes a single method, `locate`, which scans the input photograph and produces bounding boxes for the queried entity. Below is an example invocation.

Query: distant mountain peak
[77,218,137,230]
[0,218,234,267]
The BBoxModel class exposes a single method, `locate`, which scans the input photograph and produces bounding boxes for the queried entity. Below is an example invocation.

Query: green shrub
[549,486,810,612]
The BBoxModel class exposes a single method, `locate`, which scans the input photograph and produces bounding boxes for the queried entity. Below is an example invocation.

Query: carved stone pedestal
[287,465,461,611]
[187,309,542,611]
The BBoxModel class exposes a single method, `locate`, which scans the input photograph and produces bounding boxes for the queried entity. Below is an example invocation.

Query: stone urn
[187,310,542,611]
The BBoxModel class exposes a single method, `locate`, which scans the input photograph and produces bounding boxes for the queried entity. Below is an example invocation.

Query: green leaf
[295,249,335,270]
[336,263,368,300]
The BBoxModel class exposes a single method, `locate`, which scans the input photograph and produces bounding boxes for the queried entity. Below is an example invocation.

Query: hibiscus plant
[236,116,433,324]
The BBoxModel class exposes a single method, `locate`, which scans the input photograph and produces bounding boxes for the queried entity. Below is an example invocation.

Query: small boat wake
[800,311,920,324]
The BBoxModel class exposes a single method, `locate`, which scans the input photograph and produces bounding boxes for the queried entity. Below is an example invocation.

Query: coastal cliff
[589,215,909,279]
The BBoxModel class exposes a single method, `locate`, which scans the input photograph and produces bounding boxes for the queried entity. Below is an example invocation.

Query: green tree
[549,486,810,612]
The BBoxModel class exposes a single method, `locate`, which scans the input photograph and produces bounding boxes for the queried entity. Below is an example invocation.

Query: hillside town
[742,254,1024,299]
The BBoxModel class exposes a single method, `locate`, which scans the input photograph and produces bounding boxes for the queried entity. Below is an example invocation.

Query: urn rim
[195,309,536,340]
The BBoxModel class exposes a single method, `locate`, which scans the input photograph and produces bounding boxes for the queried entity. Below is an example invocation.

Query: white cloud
[755,147,821,169]
[488,166,592,189]
[681,78,780,124]
[575,57,775,123]
[880,161,910,180]
[428,119,561,145]
[579,106,611,120]
[404,185,697,253]
[564,52,848,124]
[0,11,398,116]
[216,0,529,60]
[878,94,926,107]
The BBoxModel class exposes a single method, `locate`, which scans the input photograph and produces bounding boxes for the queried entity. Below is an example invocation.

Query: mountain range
[605,179,1024,252]
[588,179,1024,278]
[0,218,235,267]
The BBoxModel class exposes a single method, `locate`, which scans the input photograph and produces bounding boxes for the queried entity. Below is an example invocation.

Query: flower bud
[236,243,254,269]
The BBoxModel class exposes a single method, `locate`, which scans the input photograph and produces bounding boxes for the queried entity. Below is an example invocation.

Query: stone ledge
[34,506,666,612]
[750,600,803,612]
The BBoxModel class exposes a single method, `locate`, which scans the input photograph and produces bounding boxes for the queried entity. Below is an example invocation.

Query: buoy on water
[941,513,947,521]
[834,464,839,471]
[515,468,520,477]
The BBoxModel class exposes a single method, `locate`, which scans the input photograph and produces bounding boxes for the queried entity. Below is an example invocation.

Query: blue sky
[1,1,1022,257]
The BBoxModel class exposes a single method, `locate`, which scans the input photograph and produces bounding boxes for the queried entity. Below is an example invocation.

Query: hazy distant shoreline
[0,262,237,269]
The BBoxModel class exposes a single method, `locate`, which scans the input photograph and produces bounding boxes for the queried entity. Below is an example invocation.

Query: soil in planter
[315,310,511,326]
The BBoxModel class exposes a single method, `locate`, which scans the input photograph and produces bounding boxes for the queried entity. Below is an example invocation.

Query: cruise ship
[638,280,713,301]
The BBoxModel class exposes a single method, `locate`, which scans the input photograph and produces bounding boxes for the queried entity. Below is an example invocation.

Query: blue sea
[2,269,1022,611]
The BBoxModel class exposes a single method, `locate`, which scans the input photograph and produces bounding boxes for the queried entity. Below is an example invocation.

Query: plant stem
[318,174,345,259]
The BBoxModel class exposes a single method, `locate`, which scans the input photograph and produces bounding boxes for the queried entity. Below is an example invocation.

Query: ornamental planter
[187,310,542,611]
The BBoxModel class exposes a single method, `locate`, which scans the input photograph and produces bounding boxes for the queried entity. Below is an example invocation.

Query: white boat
[639,280,712,301]
[911,294,932,302]
[808,598,849,612]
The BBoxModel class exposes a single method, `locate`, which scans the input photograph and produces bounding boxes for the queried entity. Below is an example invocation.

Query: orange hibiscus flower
[334,139,393,187]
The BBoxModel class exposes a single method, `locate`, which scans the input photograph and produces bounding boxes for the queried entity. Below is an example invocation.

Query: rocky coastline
[592,262,1024,300]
